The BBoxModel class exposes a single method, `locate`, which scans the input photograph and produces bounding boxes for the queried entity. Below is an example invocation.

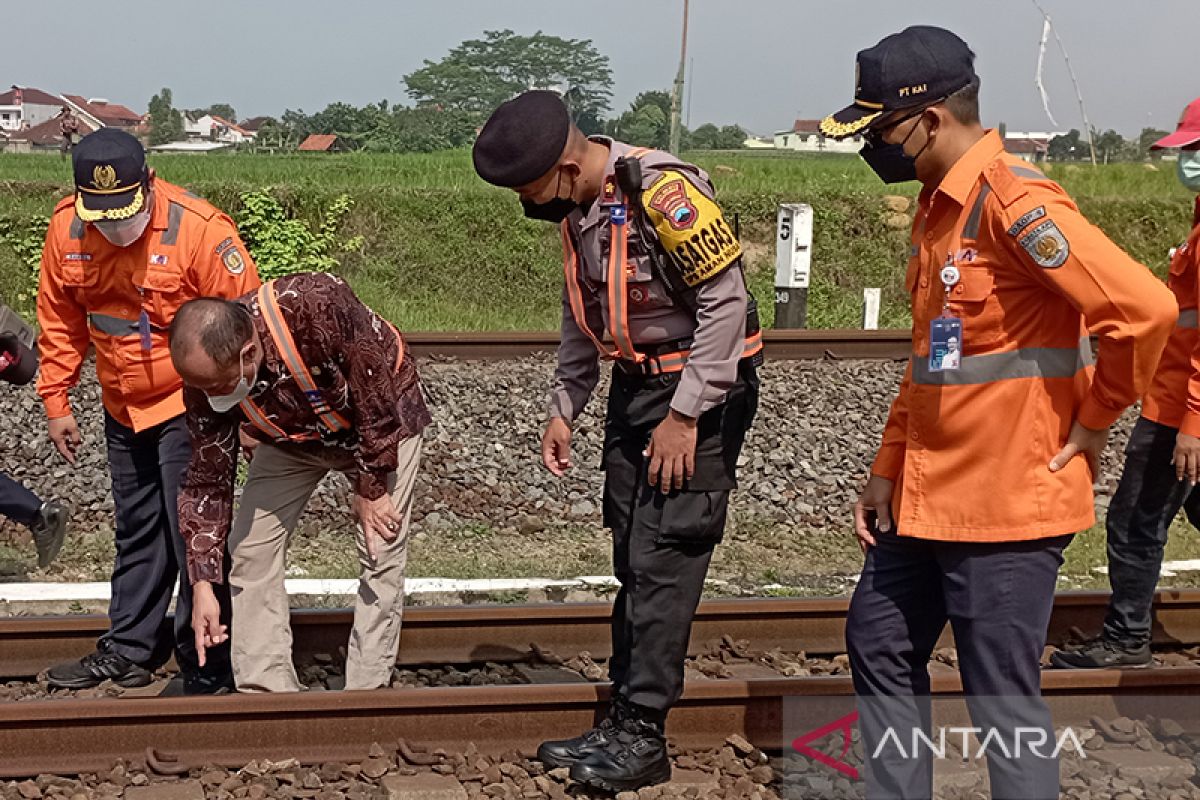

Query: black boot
[45,641,152,690]
[538,695,631,769]
[569,706,672,792]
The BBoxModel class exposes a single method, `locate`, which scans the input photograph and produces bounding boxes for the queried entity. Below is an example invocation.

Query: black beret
[473,90,571,188]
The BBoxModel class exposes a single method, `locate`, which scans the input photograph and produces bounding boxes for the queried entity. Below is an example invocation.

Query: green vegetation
[0,150,1193,331]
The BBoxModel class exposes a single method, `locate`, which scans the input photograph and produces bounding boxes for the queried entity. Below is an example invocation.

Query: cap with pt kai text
[821,25,976,140]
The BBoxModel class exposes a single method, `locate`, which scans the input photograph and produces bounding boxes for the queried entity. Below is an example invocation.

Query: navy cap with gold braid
[820,26,976,140]
[72,128,148,222]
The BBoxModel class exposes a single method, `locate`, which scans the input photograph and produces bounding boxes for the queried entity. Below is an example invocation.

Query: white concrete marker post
[774,203,813,328]
[862,288,881,330]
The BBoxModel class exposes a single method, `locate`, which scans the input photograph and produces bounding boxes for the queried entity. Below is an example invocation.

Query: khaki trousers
[228,435,422,692]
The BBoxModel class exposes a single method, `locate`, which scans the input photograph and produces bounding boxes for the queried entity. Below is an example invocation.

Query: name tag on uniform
[138,309,153,352]
[929,316,962,372]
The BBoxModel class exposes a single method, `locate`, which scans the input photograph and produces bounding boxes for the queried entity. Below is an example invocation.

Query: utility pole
[668,0,689,154]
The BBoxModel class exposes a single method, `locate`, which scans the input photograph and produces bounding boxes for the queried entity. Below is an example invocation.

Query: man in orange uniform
[1052,98,1200,669]
[36,128,260,693]
[820,27,1175,799]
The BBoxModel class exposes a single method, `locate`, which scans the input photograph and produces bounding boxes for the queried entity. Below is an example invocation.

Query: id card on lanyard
[926,178,987,374]
[929,261,962,372]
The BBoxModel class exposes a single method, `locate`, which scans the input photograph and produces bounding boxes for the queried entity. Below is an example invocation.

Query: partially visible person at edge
[170,272,430,693]
[473,90,761,793]
[1052,97,1200,670]
[36,128,260,694]
[0,329,68,568]
[820,26,1175,800]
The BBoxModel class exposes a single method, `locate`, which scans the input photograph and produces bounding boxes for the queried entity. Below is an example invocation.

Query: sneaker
[45,642,153,689]
[1049,636,1151,669]
[30,500,68,568]
[537,696,630,769]
[569,717,672,792]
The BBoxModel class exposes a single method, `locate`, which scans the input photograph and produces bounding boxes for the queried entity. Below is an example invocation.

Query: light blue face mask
[1178,150,1200,193]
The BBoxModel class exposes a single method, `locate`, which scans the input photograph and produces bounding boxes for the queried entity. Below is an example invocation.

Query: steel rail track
[405,329,912,360]
[3,590,1198,679]
[2,668,1199,777]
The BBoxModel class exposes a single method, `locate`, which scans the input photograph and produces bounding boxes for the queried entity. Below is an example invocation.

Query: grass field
[0,149,1194,331]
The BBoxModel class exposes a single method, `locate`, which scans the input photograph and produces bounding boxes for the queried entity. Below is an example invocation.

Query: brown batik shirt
[178,272,432,584]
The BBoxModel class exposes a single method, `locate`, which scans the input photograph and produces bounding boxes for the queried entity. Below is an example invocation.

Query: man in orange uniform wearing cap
[1052,98,1200,670]
[820,26,1175,799]
[36,128,260,693]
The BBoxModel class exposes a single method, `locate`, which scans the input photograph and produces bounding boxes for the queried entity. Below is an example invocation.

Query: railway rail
[2,590,1200,777]
[406,329,912,360]
[4,590,1199,680]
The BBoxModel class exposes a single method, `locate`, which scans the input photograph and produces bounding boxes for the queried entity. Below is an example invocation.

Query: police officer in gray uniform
[473,91,761,793]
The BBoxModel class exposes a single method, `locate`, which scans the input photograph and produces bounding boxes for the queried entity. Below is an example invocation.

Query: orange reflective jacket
[1141,220,1200,435]
[37,180,261,432]
[873,131,1176,542]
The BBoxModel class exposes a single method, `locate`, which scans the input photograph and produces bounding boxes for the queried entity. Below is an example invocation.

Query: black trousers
[846,530,1070,800]
[103,412,231,675]
[1104,416,1200,646]
[0,472,42,527]
[601,360,758,713]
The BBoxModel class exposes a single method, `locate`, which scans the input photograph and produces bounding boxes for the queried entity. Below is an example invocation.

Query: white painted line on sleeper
[1092,560,1200,578]
[0,576,622,604]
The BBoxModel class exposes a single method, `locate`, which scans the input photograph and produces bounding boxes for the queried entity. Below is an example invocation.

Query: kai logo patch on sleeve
[642,170,741,287]
[222,247,246,275]
[1018,219,1070,269]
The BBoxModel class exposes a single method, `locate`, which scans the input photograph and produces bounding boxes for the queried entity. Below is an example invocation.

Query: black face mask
[521,196,577,223]
[860,114,930,184]
[520,169,578,223]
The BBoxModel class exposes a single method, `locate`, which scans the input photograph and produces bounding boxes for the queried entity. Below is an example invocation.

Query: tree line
[146,30,746,153]
[1047,128,1172,163]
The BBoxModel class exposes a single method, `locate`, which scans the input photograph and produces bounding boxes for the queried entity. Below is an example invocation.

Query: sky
[6,0,1193,137]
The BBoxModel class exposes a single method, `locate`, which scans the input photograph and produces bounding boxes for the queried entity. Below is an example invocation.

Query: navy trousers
[846,529,1070,800]
[102,412,230,675]
[0,472,41,527]
[1103,416,1200,646]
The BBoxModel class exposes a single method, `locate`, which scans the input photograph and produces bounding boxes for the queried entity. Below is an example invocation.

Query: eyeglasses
[863,96,949,146]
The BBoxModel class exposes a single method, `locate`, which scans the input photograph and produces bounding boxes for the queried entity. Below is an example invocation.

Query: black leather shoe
[569,719,672,792]
[156,669,236,697]
[1049,636,1151,669]
[30,500,69,569]
[538,696,631,769]
[183,669,236,695]
[46,643,152,689]
[538,716,619,769]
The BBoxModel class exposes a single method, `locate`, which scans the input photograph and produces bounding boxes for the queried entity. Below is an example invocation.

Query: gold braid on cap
[74,186,145,223]
[818,111,880,140]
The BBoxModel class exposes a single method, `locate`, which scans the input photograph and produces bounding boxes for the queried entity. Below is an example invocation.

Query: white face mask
[206,348,253,413]
[93,207,152,247]
[1178,150,1200,194]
